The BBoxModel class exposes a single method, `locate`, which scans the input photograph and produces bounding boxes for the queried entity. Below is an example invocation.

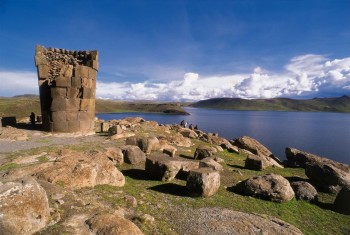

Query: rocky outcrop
[234,136,283,167]
[179,129,198,139]
[194,146,217,160]
[186,168,220,197]
[245,154,282,170]
[145,153,199,181]
[178,208,303,235]
[290,181,318,202]
[286,148,350,193]
[126,136,160,154]
[108,125,123,136]
[37,150,125,189]
[122,145,146,164]
[235,174,295,202]
[86,213,143,235]
[166,133,192,147]
[0,177,50,235]
[334,185,350,215]
[305,161,350,193]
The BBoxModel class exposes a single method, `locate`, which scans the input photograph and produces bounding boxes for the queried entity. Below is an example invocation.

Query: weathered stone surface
[138,136,160,154]
[145,153,199,181]
[108,125,123,136]
[194,146,217,160]
[167,133,192,147]
[245,154,281,170]
[0,177,50,235]
[305,160,350,193]
[86,213,143,235]
[186,168,220,197]
[37,150,125,189]
[236,173,295,202]
[122,145,146,164]
[178,208,303,235]
[105,147,124,165]
[199,157,223,171]
[334,185,350,215]
[163,145,177,157]
[291,181,318,202]
[234,136,283,167]
[35,45,98,133]
[180,129,198,139]
[100,122,109,132]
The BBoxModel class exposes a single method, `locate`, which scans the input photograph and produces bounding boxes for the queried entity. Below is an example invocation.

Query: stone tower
[34,45,98,133]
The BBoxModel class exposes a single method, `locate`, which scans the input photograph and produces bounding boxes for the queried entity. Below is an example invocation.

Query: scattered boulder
[186,168,220,197]
[105,147,124,165]
[0,177,50,235]
[180,129,198,139]
[167,133,192,147]
[194,146,217,160]
[245,154,282,170]
[37,150,125,189]
[235,173,295,202]
[290,181,318,202]
[145,153,199,181]
[334,185,350,215]
[305,161,350,193]
[234,136,283,166]
[122,145,146,164]
[108,125,123,136]
[199,157,223,171]
[179,208,303,235]
[138,136,160,154]
[86,213,143,235]
[163,145,177,157]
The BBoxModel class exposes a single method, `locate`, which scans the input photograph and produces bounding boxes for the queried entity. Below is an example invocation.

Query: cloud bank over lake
[1,54,349,100]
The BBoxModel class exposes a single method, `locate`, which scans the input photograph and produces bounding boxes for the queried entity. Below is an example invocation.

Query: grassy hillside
[0,96,188,118]
[190,96,350,112]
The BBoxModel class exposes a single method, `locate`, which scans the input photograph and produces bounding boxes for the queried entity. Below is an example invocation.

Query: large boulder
[305,161,350,193]
[108,125,123,136]
[138,136,160,154]
[178,208,303,235]
[245,154,282,170]
[234,136,283,167]
[37,150,125,189]
[235,173,295,202]
[105,147,124,165]
[194,146,217,160]
[199,157,223,171]
[334,185,350,215]
[145,153,199,181]
[122,145,146,164]
[167,133,192,147]
[186,168,220,197]
[180,129,198,139]
[86,213,143,235]
[290,181,318,202]
[0,178,50,235]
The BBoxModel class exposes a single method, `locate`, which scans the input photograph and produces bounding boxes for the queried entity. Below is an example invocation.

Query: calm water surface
[97,107,350,164]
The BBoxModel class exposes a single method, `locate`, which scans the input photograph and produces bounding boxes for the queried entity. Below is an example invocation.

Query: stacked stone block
[35,45,98,132]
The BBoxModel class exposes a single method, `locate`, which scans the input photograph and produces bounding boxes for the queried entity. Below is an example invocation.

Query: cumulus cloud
[1,54,350,100]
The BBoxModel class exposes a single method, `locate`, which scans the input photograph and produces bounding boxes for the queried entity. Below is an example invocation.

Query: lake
[97,107,350,164]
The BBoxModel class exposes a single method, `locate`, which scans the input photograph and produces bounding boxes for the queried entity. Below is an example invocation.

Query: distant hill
[0,97,188,118]
[190,96,350,113]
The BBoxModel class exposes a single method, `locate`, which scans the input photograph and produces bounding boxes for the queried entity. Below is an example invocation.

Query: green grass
[37,156,49,163]
[0,162,18,171]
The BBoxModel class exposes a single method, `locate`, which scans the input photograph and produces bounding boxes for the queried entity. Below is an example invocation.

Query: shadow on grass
[227,164,246,169]
[179,154,194,160]
[148,183,188,197]
[122,169,148,180]
[285,176,308,183]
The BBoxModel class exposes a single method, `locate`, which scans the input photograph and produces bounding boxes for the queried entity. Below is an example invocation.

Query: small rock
[124,195,137,208]
[194,146,217,160]
[57,199,65,205]
[291,181,318,202]
[141,214,155,224]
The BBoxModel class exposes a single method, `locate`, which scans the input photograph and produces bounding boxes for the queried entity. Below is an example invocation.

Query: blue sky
[1,0,350,100]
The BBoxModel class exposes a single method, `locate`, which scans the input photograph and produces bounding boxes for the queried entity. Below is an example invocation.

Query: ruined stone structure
[35,45,98,132]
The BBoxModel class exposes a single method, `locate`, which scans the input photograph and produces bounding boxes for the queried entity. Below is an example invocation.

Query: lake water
[97,107,350,164]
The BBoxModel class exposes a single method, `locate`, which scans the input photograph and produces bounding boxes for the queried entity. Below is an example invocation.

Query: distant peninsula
[190,95,350,113]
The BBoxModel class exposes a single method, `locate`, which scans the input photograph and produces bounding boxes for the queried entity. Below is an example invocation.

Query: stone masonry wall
[35,45,98,132]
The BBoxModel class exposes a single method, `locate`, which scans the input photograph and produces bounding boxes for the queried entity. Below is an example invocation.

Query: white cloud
[0,70,38,96]
[2,54,350,100]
